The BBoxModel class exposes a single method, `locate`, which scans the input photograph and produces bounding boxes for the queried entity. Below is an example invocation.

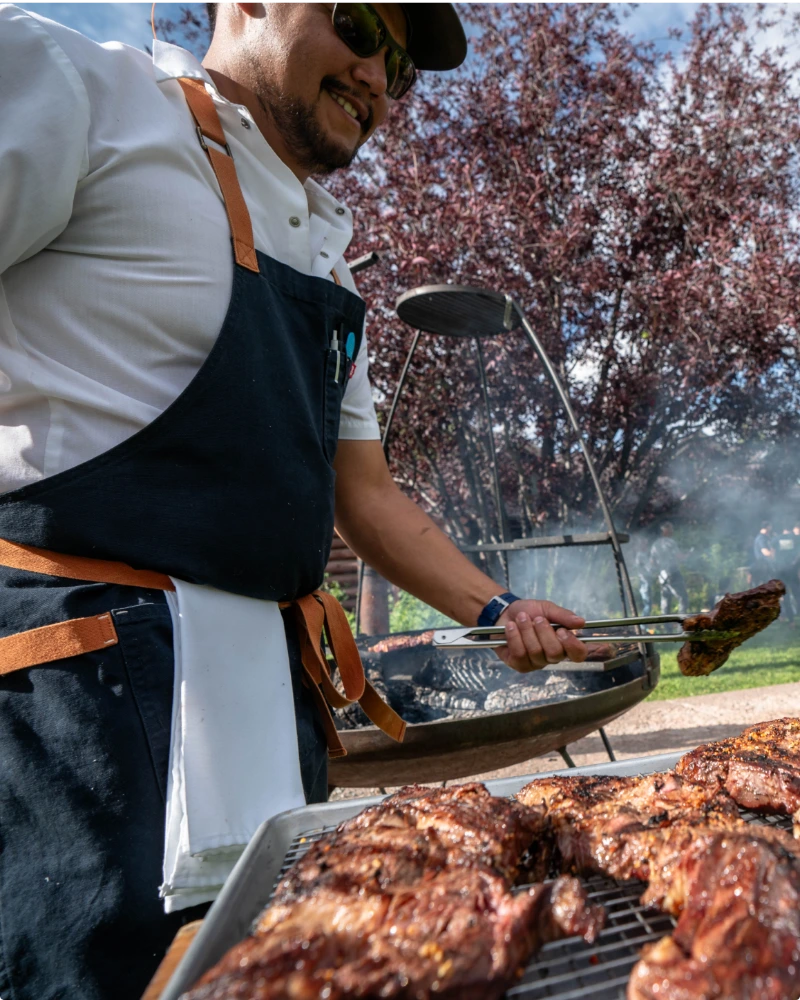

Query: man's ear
[237,3,267,19]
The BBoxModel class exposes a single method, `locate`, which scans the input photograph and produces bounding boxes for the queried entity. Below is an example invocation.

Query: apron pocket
[113,602,174,803]
[322,347,346,462]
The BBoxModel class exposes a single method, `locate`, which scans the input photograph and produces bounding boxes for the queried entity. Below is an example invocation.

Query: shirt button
[240,117,251,129]
[289,216,301,228]
[335,207,346,216]
[320,251,330,259]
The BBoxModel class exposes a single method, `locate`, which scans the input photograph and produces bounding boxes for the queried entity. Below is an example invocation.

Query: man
[632,535,653,616]
[752,520,776,581]
[0,4,589,997]
[777,525,798,621]
[650,522,690,616]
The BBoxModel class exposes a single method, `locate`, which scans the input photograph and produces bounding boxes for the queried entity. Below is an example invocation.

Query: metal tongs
[433,614,739,650]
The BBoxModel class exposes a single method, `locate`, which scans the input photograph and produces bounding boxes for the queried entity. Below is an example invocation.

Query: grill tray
[160,752,793,999]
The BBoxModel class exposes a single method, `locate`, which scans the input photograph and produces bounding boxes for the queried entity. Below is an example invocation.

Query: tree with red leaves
[160,5,800,547]
[326,3,800,545]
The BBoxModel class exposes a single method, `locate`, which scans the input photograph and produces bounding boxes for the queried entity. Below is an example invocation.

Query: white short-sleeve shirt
[0,5,381,496]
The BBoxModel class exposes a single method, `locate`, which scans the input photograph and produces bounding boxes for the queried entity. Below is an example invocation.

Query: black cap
[401,4,467,71]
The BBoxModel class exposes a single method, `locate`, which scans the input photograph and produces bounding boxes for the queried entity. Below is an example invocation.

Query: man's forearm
[333,439,587,671]
[335,479,501,626]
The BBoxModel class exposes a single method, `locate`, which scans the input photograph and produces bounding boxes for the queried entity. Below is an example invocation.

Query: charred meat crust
[516,770,742,882]
[517,724,800,1000]
[675,716,800,835]
[182,784,603,1000]
[628,828,800,1000]
[677,578,784,676]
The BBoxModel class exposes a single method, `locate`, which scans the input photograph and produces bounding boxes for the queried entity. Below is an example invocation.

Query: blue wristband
[477,592,522,627]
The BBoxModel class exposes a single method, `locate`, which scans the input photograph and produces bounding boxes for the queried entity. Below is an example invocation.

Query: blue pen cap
[345,332,356,360]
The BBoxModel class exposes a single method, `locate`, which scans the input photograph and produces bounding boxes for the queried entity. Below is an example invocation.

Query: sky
[16,2,707,58]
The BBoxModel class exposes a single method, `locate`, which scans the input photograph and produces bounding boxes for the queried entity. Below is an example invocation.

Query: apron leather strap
[0,537,175,590]
[287,592,406,759]
[0,613,118,675]
[0,542,406,759]
[177,77,260,275]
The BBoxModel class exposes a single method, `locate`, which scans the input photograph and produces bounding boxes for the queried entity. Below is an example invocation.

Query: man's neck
[201,59,311,184]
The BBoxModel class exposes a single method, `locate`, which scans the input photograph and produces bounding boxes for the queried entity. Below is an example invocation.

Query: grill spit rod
[433,622,738,649]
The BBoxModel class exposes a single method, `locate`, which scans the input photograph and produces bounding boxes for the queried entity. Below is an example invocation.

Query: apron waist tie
[0,538,406,758]
[280,592,406,758]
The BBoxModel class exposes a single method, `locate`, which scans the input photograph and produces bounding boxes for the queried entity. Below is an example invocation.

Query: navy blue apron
[0,78,364,1000]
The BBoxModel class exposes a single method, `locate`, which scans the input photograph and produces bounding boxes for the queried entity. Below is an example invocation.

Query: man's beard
[255,76,368,176]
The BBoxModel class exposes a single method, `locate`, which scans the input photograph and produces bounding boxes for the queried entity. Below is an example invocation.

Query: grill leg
[599,727,617,762]
[557,746,576,768]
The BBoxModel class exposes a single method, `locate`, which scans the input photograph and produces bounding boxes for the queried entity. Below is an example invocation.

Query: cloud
[612,2,701,52]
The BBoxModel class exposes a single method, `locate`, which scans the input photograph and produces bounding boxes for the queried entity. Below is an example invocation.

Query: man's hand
[495,600,587,673]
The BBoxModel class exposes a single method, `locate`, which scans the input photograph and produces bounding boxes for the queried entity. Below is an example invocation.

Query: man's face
[242,3,407,175]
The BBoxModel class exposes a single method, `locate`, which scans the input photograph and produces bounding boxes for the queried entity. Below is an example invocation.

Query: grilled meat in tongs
[434,579,785,674]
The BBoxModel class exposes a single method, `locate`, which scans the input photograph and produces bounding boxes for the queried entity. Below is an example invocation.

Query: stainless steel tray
[331,650,659,786]
[161,751,696,999]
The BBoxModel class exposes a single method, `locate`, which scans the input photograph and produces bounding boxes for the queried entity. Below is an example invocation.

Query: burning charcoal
[417,652,514,694]
[417,689,486,713]
[484,683,565,713]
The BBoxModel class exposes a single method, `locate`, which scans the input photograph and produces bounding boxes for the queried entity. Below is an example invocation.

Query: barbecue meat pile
[628,826,800,1000]
[677,578,785,676]
[517,722,800,1000]
[182,784,604,1000]
[676,716,800,836]
[182,719,800,1000]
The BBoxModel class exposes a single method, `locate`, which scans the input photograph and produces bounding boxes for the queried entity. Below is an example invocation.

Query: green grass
[647,621,800,701]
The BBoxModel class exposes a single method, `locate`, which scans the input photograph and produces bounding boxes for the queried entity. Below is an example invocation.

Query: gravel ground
[329,681,800,800]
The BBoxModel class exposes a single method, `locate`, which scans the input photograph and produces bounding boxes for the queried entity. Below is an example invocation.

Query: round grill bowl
[329,644,659,787]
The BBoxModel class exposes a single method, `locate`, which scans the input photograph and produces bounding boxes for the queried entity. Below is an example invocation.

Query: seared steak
[677,579,785,675]
[675,717,800,835]
[628,826,800,1000]
[182,784,604,1000]
[516,770,741,881]
[517,763,800,999]
[187,872,602,1000]
[366,632,433,655]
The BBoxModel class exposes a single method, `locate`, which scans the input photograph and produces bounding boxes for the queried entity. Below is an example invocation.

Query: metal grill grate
[268,809,793,1000]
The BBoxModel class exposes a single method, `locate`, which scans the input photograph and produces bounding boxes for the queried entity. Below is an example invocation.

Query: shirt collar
[152,40,353,238]
[152,39,213,86]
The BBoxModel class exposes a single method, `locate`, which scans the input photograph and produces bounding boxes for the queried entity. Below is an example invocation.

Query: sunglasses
[331,3,417,100]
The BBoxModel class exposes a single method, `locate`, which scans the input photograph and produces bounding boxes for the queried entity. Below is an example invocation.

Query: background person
[632,535,654,616]
[752,520,777,581]
[650,522,690,616]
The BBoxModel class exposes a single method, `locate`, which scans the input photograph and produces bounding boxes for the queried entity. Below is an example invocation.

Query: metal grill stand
[349,285,659,771]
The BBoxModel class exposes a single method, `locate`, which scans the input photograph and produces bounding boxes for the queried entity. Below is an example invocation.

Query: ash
[335,631,602,731]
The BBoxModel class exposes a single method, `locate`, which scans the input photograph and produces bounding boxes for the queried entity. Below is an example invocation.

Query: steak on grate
[516,770,742,882]
[675,716,800,835]
[271,783,544,906]
[628,825,800,1000]
[182,784,604,1000]
[187,871,602,1000]
[516,742,800,1000]
[677,579,785,675]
